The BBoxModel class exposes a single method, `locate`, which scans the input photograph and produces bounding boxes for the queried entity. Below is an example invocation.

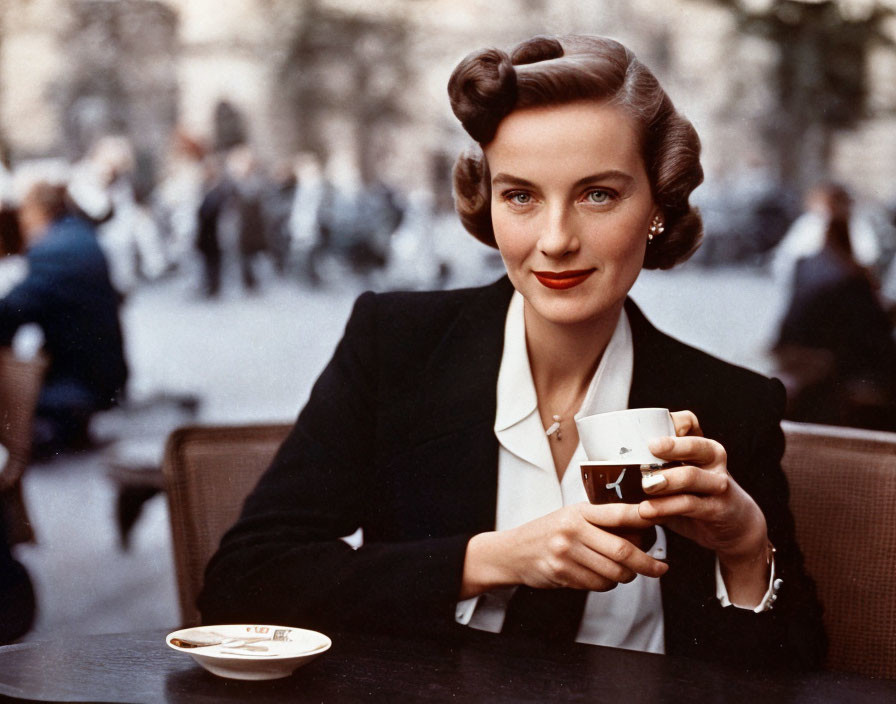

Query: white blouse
[454,292,775,652]
[455,291,666,653]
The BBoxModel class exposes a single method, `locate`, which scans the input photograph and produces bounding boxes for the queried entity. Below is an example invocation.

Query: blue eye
[508,192,531,205]
[586,189,612,204]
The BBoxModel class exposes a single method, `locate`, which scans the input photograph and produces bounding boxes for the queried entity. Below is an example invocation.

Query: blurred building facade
[1,0,896,202]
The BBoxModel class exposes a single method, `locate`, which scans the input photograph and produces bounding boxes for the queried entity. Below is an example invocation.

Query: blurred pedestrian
[86,137,168,297]
[195,159,227,298]
[261,160,297,276]
[153,129,207,268]
[287,153,327,286]
[0,181,128,457]
[773,184,896,431]
[227,145,269,292]
[316,155,401,281]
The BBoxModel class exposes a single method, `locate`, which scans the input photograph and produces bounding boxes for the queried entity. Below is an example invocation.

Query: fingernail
[642,473,666,492]
[638,501,657,518]
[648,437,671,454]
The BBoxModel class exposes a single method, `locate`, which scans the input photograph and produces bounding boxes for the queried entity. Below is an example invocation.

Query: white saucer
[166,624,331,680]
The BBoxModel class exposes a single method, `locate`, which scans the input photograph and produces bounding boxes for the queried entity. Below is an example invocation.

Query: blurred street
[13,260,784,640]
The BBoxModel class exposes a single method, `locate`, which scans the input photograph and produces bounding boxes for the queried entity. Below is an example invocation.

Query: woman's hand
[460,503,668,600]
[637,410,771,606]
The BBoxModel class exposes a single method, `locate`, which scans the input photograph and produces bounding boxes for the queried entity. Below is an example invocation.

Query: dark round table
[1,627,894,702]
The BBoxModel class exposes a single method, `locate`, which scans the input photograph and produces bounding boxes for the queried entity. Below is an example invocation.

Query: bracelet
[758,541,782,612]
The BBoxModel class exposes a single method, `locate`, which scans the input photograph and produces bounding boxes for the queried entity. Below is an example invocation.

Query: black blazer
[200,276,826,670]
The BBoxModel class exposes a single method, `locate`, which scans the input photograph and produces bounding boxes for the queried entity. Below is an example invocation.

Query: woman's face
[484,101,657,330]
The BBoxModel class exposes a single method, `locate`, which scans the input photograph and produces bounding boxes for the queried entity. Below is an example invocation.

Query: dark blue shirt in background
[0,215,128,410]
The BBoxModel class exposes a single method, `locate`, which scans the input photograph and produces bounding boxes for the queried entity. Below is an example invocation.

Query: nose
[537,203,579,258]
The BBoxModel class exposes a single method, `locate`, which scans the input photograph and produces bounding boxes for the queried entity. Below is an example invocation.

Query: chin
[528,293,620,328]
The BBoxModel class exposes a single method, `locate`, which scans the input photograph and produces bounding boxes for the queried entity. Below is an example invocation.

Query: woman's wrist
[717,530,768,571]
[717,532,773,608]
[459,531,518,600]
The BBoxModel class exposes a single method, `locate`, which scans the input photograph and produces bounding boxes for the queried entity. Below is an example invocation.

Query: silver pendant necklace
[546,414,562,440]
[545,389,585,442]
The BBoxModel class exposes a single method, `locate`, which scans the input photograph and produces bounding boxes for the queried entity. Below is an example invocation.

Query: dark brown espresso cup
[581,462,652,505]
[581,461,684,505]
[581,461,679,549]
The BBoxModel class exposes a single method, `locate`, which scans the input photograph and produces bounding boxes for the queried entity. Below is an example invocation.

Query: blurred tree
[275,0,410,183]
[699,0,896,192]
[54,0,179,163]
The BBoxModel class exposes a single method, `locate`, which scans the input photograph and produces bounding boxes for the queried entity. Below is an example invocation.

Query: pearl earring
[648,215,665,242]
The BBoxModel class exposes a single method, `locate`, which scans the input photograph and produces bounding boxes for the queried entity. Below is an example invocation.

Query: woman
[200,35,825,670]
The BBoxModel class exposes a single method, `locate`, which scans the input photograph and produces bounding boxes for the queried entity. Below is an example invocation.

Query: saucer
[166,624,331,680]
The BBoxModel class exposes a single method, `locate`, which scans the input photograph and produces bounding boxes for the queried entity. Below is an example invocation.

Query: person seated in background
[773,183,896,431]
[0,201,27,298]
[0,181,128,458]
[0,146,26,298]
[772,180,886,286]
[0,508,35,644]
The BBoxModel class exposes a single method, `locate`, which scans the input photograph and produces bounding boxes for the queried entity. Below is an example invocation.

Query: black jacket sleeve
[663,376,827,671]
[198,292,473,634]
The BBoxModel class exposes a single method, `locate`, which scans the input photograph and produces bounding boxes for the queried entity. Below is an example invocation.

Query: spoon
[170,629,290,649]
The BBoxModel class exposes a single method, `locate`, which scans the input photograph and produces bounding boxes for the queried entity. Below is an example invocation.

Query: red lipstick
[533,269,596,290]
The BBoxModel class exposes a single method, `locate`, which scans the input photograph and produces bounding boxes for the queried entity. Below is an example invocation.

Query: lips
[533,269,596,290]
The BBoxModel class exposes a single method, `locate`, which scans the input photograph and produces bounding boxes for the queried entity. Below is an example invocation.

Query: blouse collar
[495,291,634,435]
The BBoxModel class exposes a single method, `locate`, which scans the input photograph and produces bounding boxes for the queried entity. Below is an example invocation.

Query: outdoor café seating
[780,420,896,680]
[162,419,896,680]
[162,423,291,628]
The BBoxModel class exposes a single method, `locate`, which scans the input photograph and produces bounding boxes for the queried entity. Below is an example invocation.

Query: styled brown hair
[448,34,703,269]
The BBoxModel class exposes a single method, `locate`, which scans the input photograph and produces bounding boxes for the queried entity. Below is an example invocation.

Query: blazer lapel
[409,276,514,442]
[404,276,514,533]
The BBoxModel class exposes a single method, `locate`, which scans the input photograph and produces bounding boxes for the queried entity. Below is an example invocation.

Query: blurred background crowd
[1,0,896,644]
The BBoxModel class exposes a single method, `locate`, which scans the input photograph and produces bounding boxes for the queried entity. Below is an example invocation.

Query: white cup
[575,408,675,464]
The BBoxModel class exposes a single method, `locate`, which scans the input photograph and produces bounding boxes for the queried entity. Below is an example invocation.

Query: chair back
[781,420,896,679]
[0,348,48,545]
[162,423,291,627]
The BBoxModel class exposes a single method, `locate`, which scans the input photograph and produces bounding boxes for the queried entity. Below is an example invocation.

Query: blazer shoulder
[626,298,785,424]
[348,277,512,345]
[365,278,509,323]
[338,278,512,399]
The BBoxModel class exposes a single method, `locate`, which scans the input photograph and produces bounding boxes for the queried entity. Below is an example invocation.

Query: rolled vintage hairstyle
[448,34,703,269]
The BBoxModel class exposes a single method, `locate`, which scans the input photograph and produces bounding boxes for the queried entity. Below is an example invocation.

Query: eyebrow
[491,170,635,189]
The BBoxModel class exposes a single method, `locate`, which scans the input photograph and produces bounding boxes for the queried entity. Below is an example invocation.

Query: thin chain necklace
[544,389,586,442]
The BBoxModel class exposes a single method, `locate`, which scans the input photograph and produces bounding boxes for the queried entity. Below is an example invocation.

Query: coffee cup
[575,408,675,465]
[579,460,666,549]
[580,461,651,505]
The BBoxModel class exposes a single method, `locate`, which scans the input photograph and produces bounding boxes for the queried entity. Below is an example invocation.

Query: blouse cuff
[715,555,778,613]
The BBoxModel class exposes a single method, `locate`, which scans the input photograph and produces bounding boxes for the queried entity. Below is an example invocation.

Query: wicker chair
[0,349,49,546]
[162,423,291,627]
[781,420,896,679]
